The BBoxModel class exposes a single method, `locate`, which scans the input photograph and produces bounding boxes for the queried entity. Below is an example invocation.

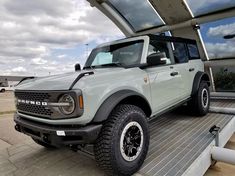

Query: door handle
[189,68,195,72]
[170,72,179,76]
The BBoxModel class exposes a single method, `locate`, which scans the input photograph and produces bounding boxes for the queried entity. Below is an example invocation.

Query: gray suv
[14,34,210,175]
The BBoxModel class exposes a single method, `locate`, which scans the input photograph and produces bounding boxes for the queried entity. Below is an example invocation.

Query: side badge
[144,77,148,83]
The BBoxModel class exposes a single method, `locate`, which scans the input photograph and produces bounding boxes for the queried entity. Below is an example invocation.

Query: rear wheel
[188,81,210,116]
[1,89,5,93]
[32,138,57,149]
[94,104,149,176]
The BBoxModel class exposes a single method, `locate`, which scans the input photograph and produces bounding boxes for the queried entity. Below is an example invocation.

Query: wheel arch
[1,88,5,92]
[191,71,210,96]
[92,90,152,123]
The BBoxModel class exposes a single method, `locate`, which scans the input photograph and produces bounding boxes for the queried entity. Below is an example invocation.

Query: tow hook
[15,124,21,132]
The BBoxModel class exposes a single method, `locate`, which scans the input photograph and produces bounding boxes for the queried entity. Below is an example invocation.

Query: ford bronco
[14,34,210,175]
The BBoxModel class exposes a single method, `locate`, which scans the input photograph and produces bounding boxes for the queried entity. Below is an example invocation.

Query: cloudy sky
[0,0,123,76]
[0,0,234,76]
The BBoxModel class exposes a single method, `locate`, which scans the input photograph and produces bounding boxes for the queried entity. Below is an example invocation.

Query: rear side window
[187,44,200,59]
[172,42,189,64]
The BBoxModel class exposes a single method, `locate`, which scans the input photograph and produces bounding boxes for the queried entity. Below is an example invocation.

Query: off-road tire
[188,81,210,116]
[32,137,57,149]
[94,104,149,176]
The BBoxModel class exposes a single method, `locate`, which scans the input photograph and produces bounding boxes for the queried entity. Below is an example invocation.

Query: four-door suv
[14,34,210,176]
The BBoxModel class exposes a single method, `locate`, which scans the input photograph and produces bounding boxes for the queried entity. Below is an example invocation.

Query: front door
[145,41,185,114]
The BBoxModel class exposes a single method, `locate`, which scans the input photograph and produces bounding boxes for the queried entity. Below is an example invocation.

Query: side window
[187,44,200,59]
[148,41,173,65]
[173,42,189,64]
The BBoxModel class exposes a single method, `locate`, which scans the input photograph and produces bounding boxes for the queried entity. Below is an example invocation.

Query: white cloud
[57,54,67,59]
[31,58,48,65]
[205,42,235,59]
[207,22,235,38]
[11,66,27,73]
[0,0,123,76]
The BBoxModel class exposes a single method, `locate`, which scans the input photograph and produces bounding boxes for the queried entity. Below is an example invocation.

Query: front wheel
[188,81,210,116]
[94,104,149,176]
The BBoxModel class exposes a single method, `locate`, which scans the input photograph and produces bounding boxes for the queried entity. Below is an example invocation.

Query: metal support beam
[137,8,235,35]
[205,58,235,67]
[212,147,235,165]
[87,0,134,36]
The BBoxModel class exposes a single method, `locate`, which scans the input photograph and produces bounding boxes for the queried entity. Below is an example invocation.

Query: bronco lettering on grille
[17,99,48,106]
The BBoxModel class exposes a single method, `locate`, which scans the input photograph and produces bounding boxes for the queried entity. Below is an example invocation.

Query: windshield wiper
[83,65,96,70]
[99,63,124,68]
[83,63,124,70]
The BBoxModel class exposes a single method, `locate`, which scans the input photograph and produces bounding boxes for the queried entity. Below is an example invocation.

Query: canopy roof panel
[88,0,235,61]
[186,0,235,17]
[107,0,164,32]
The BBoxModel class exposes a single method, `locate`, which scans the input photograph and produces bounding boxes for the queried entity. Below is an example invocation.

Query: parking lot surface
[0,92,15,113]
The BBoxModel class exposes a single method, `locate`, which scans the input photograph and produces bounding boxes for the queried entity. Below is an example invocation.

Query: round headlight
[59,94,75,115]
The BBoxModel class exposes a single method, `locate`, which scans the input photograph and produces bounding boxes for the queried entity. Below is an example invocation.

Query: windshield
[84,40,144,69]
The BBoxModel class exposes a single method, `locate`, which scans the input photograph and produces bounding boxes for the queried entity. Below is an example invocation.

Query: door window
[187,44,200,59]
[173,43,189,64]
[148,41,174,65]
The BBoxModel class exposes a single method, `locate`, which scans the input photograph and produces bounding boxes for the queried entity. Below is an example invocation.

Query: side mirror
[75,63,81,71]
[147,52,167,66]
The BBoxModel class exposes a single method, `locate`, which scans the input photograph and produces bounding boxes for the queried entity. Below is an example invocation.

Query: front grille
[15,92,50,101]
[15,91,53,118]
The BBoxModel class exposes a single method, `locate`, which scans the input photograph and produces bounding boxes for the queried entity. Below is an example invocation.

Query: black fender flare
[92,90,152,123]
[191,71,210,96]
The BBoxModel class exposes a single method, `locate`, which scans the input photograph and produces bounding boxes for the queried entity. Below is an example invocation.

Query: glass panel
[108,0,164,32]
[91,53,113,66]
[186,0,235,16]
[187,44,200,59]
[200,17,235,60]
[148,41,173,65]
[173,43,189,63]
[212,66,235,92]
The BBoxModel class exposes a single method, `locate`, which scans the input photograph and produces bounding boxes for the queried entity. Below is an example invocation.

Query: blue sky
[0,0,234,76]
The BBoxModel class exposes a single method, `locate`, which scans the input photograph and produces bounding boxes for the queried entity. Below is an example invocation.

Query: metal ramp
[140,112,233,176]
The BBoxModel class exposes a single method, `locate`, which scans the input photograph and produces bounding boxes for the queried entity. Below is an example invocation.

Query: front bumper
[14,113,102,147]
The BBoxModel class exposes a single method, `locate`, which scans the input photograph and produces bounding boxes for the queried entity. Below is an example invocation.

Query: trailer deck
[140,112,233,176]
[81,99,235,176]
[139,99,235,176]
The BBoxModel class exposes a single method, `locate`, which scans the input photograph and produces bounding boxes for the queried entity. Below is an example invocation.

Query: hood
[15,68,124,91]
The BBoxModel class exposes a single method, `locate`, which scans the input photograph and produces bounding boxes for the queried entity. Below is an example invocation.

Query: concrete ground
[0,92,15,113]
[0,92,235,176]
[0,113,106,176]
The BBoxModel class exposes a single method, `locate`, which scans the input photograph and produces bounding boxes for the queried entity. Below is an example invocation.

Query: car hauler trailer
[78,97,235,176]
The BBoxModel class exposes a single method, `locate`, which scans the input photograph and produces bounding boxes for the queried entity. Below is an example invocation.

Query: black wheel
[1,89,5,93]
[32,138,57,149]
[188,81,210,116]
[94,104,149,176]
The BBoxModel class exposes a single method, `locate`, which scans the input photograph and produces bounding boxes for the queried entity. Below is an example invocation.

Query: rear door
[171,42,191,98]
[186,43,204,88]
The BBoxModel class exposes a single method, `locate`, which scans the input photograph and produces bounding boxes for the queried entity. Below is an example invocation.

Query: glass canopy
[200,17,235,59]
[186,0,235,17]
[108,0,164,32]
